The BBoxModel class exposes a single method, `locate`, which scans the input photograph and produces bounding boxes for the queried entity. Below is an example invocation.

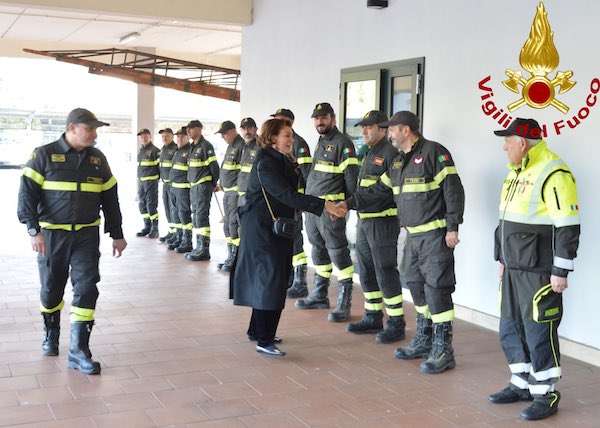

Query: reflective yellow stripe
[139,159,160,166]
[359,178,377,187]
[337,265,354,280]
[406,218,447,234]
[149,213,159,220]
[402,181,439,193]
[182,222,193,230]
[172,182,191,188]
[173,164,189,171]
[380,173,393,189]
[241,165,253,173]
[314,163,340,173]
[314,263,333,278]
[39,219,101,231]
[23,167,45,185]
[318,193,345,201]
[365,302,383,311]
[102,176,117,191]
[196,227,211,237]
[415,304,431,318]
[431,309,455,323]
[384,295,403,305]
[191,176,213,186]
[434,166,458,185]
[80,183,103,192]
[358,208,397,219]
[42,181,77,191]
[40,300,64,313]
[140,175,159,181]
[190,156,217,167]
[160,161,173,167]
[222,162,241,170]
[238,191,246,196]
[298,188,305,194]
[292,252,307,263]
[364,291,382,300]
[386,307,404,316]
[297,157,312,165]
[70,306,95,322]
[231,238,240,246]
[223,186,239,192]
[339,157,358,171]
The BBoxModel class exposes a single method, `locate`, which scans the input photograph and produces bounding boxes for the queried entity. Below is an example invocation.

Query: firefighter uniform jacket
[350,136,464,234]
[494,141,580,276]
[168,143,192,188]
[137,143,160,181]
[293,131,312,182]
[187,136,219,188]
[159,142,178,183]
[220,134,245,194]
[356,137,398,219]
[18,134,123,239]
[305,127,359,201]
[237,138,258,196]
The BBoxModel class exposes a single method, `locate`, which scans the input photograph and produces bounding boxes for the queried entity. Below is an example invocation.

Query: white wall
[241,0,600,350]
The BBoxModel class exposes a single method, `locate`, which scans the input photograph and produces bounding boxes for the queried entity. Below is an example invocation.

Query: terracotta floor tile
[50,397,109,419]
[198,397,259,419]
[201,380,261,401]
[17,385,74,405]
[118,376,174,394]
[239,412,309,428]
[245,393,309,413]
[154,386,212,407]
[102,391,162,413]
[290,404,359,426]
[0,390,19,408]
[145,405,209,426]
[0,403,53,426]
[385,410,458,427]
[92,409,156,428]
[68,380,125,399]
[186,417,247,427]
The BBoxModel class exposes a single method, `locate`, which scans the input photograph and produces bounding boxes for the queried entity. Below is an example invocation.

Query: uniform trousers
[248,308,282,348]
[500,268,561,397]
[137,179,159,220]
[356,216,403,314]
[292,213,307,267]
[161,181,175,228]
[38,227,100,319]
[190,183,212,237]
[170,187,192,230]
[304,211,353,279]
[223,192,239,243]
[404,228,455,320]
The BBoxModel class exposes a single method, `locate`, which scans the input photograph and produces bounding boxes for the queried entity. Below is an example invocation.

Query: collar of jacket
[321,126,340,141]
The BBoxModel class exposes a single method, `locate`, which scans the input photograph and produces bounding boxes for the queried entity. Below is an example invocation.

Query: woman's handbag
[258,161,298,240]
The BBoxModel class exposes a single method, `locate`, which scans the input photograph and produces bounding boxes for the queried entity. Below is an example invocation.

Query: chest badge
[414,157,423,164]
[373,157,384,166]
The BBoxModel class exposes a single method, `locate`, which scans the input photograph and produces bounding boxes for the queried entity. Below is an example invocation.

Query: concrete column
[133,47,155,149]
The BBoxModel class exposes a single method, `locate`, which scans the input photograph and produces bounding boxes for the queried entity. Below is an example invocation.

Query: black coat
[232,147,325,311]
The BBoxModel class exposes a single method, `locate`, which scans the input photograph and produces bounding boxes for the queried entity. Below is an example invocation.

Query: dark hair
[258,118,291,149]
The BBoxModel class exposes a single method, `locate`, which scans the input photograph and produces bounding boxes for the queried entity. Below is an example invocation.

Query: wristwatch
[28,227,40,236]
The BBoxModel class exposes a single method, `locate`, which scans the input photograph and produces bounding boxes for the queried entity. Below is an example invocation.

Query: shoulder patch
[373,157,384,166]
[90,156,101,166]
[392,161,402,169]
[438,154,450,163]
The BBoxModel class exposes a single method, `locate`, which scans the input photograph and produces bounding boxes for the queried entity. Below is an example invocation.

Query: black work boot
[218,243,233,270]
[420,321,456,374]
[488,386,532,404]
[394,313,433,359]
[67,321,101,375]
[295,274,330,309]
[187,236,211,261]
[147,220,159,238]
[167,230,182,250]
[346,310,383,333]
[520,391,560,420]
[175,230,193,253]
[136,218,151,237]
[159,230,174,243]
[327,279,353,322]
[287,265,308,298]
[221,244,238,272]
[41,311,60,356]
[376,315,406,343]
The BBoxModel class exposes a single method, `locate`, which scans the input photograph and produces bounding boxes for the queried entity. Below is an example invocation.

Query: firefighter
[237,117,259,209]
[166,127,193,252]
[490,119,580,421]
[17,108,127,375]
[296,102,359,322]
[185,120,219,261]
[271,108,313,299]
[136,128,160,238]
[345,110,405,343]
[158,128,178,242]
[342,111,464,374]
[216,120,245,272]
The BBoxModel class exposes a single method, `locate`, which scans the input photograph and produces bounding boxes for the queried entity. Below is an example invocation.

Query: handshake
[324,200,348,220]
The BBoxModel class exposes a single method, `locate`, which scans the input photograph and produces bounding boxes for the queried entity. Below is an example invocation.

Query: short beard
[317,123,333,135]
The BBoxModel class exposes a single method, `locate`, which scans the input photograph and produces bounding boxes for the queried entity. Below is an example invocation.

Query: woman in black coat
[232,118,343,356]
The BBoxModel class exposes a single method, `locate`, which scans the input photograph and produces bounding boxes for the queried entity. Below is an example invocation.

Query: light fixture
[367,0,388,9]
[119,32,140,45]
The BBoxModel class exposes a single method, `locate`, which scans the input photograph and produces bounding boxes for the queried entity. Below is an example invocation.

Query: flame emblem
[502,2,576,113]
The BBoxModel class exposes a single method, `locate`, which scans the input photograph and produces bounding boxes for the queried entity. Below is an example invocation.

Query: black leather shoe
[256,344,286,356]
[520,392,560,420]
[488,387,532,404]
[248,335,282,343]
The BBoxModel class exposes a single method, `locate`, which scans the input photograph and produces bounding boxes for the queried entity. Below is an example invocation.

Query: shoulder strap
[257,161,277,221]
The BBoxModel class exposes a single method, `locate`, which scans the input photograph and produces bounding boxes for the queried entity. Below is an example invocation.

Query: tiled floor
[3,168,600,427]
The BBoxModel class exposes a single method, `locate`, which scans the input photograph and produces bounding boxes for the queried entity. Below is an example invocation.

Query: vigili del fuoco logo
[478,2,599,137]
